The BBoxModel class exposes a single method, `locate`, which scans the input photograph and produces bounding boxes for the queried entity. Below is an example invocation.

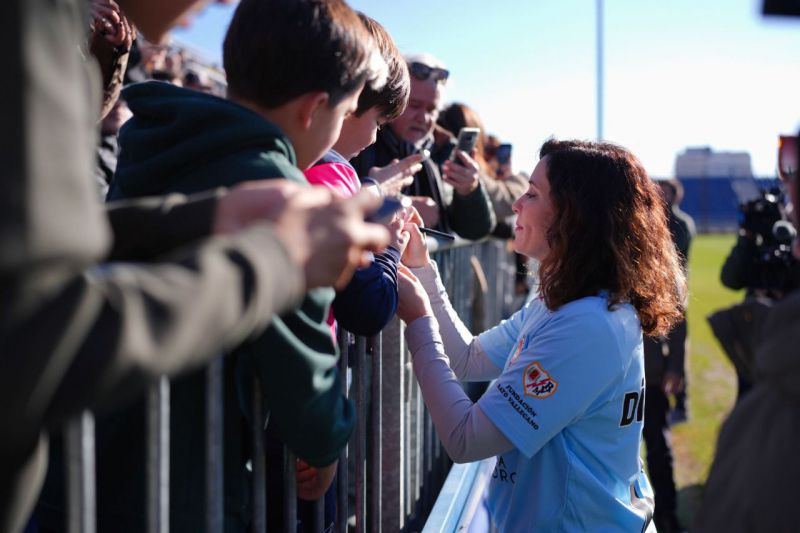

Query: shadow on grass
[677,483,704,530]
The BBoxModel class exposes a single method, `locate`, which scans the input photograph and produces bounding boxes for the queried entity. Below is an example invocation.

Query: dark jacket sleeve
[447,181,496,240]
[332,247,400,337]
[105,190,221,261]
[669,210,694,270]
[0,2,305,529]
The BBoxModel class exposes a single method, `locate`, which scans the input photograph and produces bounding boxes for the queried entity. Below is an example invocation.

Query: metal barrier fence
[61,238,517,533]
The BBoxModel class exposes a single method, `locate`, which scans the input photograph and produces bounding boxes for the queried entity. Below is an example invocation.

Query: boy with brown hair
[54,0,389,530]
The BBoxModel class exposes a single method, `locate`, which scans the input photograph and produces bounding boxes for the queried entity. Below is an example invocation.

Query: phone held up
[365,196,411,224]
[495,143,513,167]
[449,127,481,166]
[778,135,797,183]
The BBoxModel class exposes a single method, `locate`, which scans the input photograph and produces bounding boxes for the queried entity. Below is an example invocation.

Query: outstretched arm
[400,214,501,381]
[398,271,513,463]
[410,262,501,381]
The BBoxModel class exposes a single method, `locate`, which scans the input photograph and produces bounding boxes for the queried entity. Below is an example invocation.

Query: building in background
[675,147,753,179]
[669,147,779,233]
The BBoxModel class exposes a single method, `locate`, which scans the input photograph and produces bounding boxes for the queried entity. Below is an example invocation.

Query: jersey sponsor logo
[496,382,539,430]
[492,456,517,484]
[619,378,645,427]
[523,362,558,398]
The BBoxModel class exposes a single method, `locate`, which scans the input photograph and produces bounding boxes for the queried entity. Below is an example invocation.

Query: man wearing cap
[351,53,495,240]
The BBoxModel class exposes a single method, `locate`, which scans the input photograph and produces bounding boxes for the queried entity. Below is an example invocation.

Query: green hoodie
[99,81,352,531]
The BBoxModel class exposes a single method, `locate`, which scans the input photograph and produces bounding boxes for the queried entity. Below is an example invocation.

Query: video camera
[736,187,797,293]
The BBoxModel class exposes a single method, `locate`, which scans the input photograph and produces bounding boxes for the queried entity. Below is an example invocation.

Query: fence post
[65,411,96,533]
[146,377,170,533]
[336,330,350,533]
[282,447,296,533]
[205,358,224,533]
[354,335,367,532]
[379,316,405,532]
[251,377,267,533]
[368,334,382,533]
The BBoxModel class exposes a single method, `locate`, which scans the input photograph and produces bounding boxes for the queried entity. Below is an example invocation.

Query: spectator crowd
[1,0,798,532]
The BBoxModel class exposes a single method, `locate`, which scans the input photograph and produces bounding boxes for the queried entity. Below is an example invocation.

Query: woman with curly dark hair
[396,138,684,532]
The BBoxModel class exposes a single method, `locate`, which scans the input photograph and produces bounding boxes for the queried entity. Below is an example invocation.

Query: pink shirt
[304,156,362,339]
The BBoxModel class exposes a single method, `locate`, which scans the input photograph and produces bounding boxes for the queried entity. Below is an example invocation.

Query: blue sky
[174,0,800,177]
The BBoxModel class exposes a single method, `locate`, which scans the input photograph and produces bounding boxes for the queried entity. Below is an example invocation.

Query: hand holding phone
[365,196,411,224]
[443,143,481,195]
[449,127,481,165]
[778,135,797,183]
[495,143,513,166]
[493,143,513,178]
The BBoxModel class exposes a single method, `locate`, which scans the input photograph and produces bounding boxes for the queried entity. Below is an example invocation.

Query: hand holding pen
[400,207,432,268]
[399,197,455,241]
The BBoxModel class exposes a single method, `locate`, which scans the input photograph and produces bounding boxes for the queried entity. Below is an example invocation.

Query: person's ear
[297,92,331,131]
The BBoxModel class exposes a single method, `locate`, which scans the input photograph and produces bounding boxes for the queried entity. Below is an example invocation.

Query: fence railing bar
[422,410,433,511]
[354,335,367,532]
[205,357,224,533]
[283,447,296,533]
[404,351,413,520]
[312,493,325,533]
[368,334,382,533]
[379,317,404,532]
[336,329,350,533]
[66,411,96,533]
[415,378,423,507]
[251,377,266,533]
[146,377,170,533]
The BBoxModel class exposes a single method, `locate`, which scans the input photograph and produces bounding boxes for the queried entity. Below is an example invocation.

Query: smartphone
[778,135,797,183]
[495,143,513,166]
[365,196,410,223]
[449,127,481,164]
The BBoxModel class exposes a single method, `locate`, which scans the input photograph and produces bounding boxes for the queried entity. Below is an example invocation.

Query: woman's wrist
[399,301,433,324]
[403,255,432,269]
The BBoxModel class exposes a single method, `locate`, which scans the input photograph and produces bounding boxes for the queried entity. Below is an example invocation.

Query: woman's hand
[387,216,410,255]
[407,196,439,228]
[397,264,433,323]
[296,459,338,501]
[401,208,431,268]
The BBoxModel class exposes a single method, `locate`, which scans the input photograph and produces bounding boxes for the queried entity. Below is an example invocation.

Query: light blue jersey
[477,295,655,532]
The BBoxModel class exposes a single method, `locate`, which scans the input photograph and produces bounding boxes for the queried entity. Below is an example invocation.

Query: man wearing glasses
[351,53,495,240]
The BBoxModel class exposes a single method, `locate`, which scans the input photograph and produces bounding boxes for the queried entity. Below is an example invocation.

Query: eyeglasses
[408,62,449,84]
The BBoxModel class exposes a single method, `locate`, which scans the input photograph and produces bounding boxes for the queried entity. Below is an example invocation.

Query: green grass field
[665,233,745,525]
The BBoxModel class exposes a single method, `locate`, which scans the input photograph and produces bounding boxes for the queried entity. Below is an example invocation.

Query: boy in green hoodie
[75,0,387,530]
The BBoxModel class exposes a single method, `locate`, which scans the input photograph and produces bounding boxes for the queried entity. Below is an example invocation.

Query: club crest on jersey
[523,362,558,398]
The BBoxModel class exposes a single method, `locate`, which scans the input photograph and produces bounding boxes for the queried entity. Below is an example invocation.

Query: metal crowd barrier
[62,238,517,532]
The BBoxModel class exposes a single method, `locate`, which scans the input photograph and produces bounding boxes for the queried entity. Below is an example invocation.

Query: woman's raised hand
[396,264,433,324]
[400,207,431,268]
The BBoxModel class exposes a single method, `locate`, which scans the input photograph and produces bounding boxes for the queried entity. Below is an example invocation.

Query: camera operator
[694,133,800,533]
[718,185,800,398]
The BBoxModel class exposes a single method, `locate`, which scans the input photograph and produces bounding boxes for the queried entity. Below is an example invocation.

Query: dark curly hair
[536,139,686,336]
